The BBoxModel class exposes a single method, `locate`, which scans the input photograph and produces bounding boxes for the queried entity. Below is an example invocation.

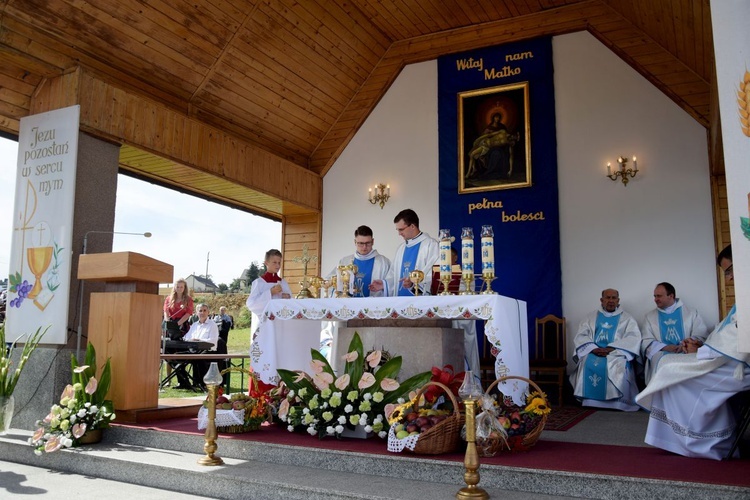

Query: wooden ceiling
[0,0,714,215]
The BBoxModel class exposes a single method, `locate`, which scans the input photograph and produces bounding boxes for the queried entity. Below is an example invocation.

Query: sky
[0,136,280,286]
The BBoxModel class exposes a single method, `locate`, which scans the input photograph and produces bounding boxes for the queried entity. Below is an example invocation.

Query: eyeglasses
[723,264,733,277]
[355,240,373,247]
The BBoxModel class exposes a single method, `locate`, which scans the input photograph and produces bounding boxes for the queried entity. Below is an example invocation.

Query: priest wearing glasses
[328,225,391,297]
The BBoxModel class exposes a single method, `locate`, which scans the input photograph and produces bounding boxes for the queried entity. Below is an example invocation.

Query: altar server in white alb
[329,225,391,297]
[569,289,642,411]
[372,208,439,296]
[246,248,292,334]
[641,282,707,384]
[637,246,750,460]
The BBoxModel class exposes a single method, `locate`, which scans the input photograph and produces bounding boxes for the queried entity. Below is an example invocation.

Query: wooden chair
[529,314,567,406]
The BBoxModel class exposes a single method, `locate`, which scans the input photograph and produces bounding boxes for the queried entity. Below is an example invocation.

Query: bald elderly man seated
[569,288,642,411]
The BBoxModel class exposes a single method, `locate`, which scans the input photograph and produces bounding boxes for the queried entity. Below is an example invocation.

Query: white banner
[711,0,750,351]
[6,105,80,344]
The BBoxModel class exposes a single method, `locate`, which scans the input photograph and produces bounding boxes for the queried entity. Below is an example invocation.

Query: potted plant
[0,325,47,434]
[30,342,115,454]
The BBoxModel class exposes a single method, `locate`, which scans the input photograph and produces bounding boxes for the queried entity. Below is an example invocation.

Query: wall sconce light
[606,156,639,186]
[368,183,390,209]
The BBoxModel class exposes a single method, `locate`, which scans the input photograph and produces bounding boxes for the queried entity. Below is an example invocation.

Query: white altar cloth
[250,295,528,394]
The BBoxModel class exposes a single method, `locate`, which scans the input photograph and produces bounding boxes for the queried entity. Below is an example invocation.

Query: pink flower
[366,351,381,368]
[72,422,87,439]
[357,372,375,389]
[32,427,45,442]
[293,371,307,383]
[380,378,400,391]
[334,374,350,390]
[313,372,333,390]
[384,403,397,419]
[44,436,63,453]
[309,359,326,374]
[73,365,90,374]
[278,399,290,420]
[342,351,358,363]
[60,384,74,400]
[85,377,98,395]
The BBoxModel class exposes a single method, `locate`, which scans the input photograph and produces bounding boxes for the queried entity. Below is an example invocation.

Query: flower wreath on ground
[30,343,115,454]
[276,332,431,439]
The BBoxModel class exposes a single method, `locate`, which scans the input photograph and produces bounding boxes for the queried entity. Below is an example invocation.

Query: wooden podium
[78,252,173,411]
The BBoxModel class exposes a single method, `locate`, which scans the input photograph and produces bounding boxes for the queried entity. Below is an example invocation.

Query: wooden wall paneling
[710,175,733,316]
[282,212,322,294]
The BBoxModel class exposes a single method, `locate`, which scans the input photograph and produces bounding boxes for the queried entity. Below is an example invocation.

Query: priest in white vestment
[636,246,750,460]
[371,209,438,297]
[641,282,708,384]
[327,225,391,297]
[569,288,642,411]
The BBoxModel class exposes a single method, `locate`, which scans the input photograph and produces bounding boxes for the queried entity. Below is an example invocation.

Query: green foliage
[0,325,48,397]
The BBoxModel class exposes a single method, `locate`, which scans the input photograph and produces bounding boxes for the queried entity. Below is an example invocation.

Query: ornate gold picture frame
[458,82,531,193]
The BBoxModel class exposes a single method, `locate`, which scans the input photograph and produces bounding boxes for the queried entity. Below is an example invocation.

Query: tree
[217,283,228,293]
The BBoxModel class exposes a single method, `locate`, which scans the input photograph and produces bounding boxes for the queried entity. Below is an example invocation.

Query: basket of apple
[386,381,464,455]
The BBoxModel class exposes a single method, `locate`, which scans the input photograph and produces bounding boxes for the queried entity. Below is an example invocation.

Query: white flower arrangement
[276,332,431,439]
[29,343,115,454]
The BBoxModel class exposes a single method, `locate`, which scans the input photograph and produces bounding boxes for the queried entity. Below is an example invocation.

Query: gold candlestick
[439,275,452,295]
[460,274,475,295]
[457,372,488,500]
[481,272,497,295]
[198,363,224,466]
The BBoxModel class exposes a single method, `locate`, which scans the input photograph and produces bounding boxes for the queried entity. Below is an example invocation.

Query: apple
[395,424,405,433]
[406,412,419,421]
[406,423,418,433]
[396,430,409,439]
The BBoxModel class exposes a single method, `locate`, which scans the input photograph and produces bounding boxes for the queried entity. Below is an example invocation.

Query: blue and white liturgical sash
[583,312,621,400]
[398,243,421,296]
[353,257,375,297]
[658,309,685,345]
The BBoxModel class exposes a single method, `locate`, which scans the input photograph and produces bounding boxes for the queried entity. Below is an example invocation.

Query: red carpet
[116,418,750,488]
[544,406,596,431]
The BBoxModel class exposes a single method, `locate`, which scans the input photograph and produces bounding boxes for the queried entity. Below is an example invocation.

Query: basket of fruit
[197,368,270,433]
[480,375,550,454]
[387,381,464,455]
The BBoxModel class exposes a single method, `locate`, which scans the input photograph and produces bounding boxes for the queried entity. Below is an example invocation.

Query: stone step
[2,426,749,500]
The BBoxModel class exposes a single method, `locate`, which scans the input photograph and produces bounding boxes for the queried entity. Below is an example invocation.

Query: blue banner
[438,38,562,352]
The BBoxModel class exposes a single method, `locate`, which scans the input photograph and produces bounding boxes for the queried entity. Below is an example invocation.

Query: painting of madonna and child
[459,82,531,193]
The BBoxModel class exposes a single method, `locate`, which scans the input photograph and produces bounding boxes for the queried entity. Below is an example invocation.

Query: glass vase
[0,395,14,435]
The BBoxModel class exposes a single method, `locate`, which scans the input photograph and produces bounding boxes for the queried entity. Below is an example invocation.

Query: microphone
[77,230,152,360]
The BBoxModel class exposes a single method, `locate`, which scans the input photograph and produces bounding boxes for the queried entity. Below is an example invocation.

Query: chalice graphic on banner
[26,245,53,299]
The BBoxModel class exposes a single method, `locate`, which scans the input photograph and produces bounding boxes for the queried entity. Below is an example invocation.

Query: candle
[386,184,390,196]
[607,163,611,176]
[368,188,372,202]
[480,225,494,275]
[438,229,452,279]
[633,156,638,172]
[461,227,474,280]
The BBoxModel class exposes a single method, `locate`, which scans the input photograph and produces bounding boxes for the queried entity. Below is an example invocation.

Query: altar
[251,294,528,388]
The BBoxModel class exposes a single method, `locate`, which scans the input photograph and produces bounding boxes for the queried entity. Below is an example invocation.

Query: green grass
[158,327,252,399]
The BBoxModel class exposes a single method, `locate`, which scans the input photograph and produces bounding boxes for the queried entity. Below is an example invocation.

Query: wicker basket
[390,381,465,455]
[481,376,548,454]
[198,367,268,434]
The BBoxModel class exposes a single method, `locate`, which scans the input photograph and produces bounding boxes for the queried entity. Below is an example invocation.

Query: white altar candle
[480,225,495,275]
[439,238,452,279]
[461,236,474,279]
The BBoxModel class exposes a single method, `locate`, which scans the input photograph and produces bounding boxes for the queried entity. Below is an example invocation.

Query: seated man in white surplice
[569,288,642,411]
[641,282,707,385]
[636,245,750,460]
